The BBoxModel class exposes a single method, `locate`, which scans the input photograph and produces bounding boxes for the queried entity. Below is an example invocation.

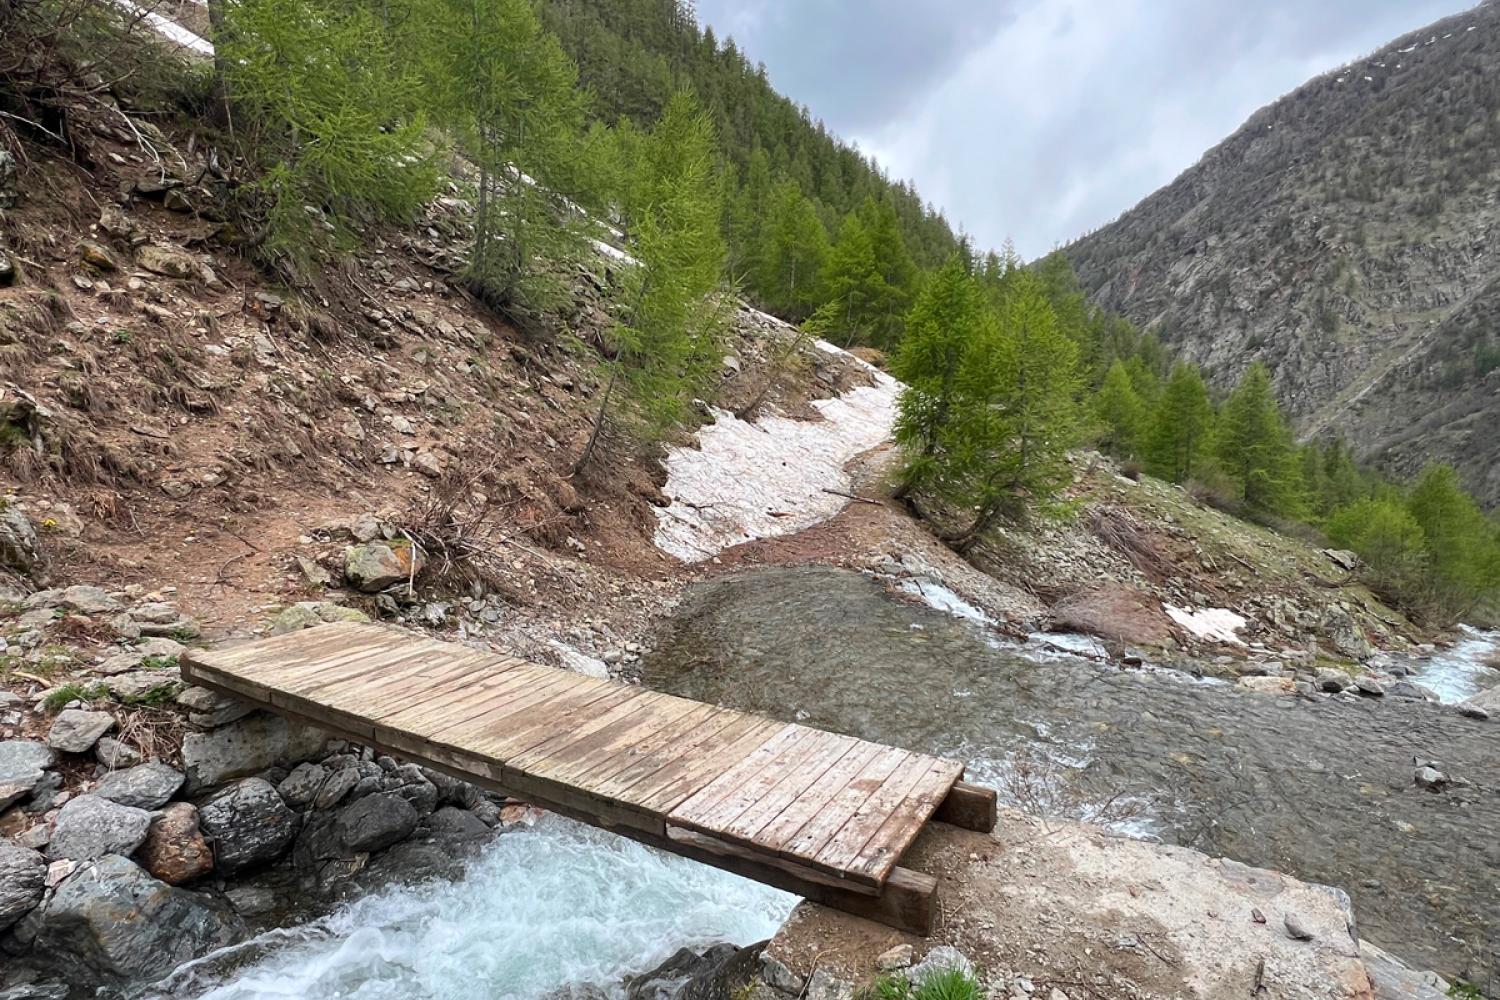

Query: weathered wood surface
[180,621,991,934]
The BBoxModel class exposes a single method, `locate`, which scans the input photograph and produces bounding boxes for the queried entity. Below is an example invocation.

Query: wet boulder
[197,778,297,876]
[626,942,765,1000]
[34,855,243,984]
[334,791,417,853]
[45,795,152,862]
[0,842,46,929]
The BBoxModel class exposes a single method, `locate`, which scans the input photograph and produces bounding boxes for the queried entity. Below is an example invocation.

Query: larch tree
[756,178,829,320]
[1092,359,1147,460]
[574,90,728,473]
[415,0,589,322]
[1213,362,1304,517]
[938,270,1082,549]
[1144,362,1214,483]
[891,255,987,496]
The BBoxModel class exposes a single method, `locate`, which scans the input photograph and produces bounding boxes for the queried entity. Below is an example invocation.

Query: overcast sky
[694,0,1475,259]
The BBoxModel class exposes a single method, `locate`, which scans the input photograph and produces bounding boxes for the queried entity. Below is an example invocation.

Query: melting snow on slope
[1164,605,1247,645]
[118,0,214,55]
[654,341,899,561]
[898,578,996,627]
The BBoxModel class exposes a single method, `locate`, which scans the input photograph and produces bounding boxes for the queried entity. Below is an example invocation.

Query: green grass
[140,653,180,671]
[42,681,108,712]
[865,970,981,1000]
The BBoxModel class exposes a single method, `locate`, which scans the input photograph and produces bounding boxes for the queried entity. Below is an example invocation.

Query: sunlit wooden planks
[180,621,990,935]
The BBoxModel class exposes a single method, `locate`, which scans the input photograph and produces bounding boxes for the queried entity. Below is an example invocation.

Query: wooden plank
[777,747,910,866]
[529,695,707,789]
[749,741,885,853]
[667,725,818,834]
[810,751,936,878]
[506,688,677,771]
[714,732,862,842]
[588,707,747,801]
[630,717,787,815]
[424,669,587,745]
[848,757,964,882]
[482,683,643,763]
[370,658,551,734]
[934,779,997,833]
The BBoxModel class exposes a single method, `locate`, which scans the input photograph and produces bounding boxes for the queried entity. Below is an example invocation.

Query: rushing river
[641,567,1500,986]
[149,818,793,1000]
[162,567,1497,997]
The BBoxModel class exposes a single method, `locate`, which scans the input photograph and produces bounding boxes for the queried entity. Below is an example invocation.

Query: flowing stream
[164,568,1497,996]
[148,817,793,1000]
[642,568,1500,985]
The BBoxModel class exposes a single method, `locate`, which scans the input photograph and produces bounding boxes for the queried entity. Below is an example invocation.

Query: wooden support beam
[934,780,997,832]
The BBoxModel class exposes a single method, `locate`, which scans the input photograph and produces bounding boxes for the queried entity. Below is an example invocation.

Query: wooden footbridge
[181,622,996,934]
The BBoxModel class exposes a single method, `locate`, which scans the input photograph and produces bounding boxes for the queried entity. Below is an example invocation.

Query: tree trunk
[572,368,619,475]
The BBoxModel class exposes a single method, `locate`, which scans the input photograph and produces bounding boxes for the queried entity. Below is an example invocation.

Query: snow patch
[1164,605,1247,645]
[119,0,214,55]
[653,342,900,561]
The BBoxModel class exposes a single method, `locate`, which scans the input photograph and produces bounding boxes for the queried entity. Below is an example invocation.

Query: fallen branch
[820,487,882,506]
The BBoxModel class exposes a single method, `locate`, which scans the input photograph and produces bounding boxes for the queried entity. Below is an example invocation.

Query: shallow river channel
[159,566,1497,997]
[641,567,1499,985]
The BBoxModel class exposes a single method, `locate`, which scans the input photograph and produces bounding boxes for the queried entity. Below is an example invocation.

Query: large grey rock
[0,741,56,810]
[46,710,114,753]
[626,943,763,1000]
[45,795,152,862]
[135,244,199,279]
[425,806,491,838]
[1462,684,1500,717]
[51,585,121,615]
[197,778,296,876]
[343,542,423,592]
[35,854,243,983]
[0,504,42,576]
[334,792,417,853]
[96,637,185,676]
[92,762,183,810]
[906,945,974,987]
[180,711,327,793]
[0,842,45,929]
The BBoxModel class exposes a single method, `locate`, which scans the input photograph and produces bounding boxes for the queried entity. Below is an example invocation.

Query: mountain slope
[1062,2,1500,504]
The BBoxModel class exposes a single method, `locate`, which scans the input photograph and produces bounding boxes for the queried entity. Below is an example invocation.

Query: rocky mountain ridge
[1062,1,1500,504]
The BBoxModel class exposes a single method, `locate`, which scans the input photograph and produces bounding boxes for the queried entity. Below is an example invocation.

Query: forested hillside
[541,0,962,343]
[1062,2,1500,506]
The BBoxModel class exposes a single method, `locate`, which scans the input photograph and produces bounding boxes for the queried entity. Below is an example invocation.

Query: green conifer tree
[938,270,1081,548]
[574,90,727,472]
[891,255,986,494]
[756,178,829,320]
[1144,363,1214,483]
[1092,359,1147,459]
[1213,362,1304,517]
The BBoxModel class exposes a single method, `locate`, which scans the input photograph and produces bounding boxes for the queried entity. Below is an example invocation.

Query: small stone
[278,762,329,807]
[314,766,361,809]
[225,884,280,916]
[175,685,254,727]
[412,450,445,479]
[78,240,120,271]
[296,555,333,587]
[1315,669,1349,694]
[135,244,199,279]
[52,585,122,615]
[876,943,914,971]
[105,670,182,703]
[1354,676,1385,697]
[1283,911,1314,941]
[47,710,115,753]
[906,946,974,987]
[137,802,214,884]
[344,542,424,592]
[0,741,57,810]
[45,795,152,862]
[1414,766,1447,791]
[93,762,184,809]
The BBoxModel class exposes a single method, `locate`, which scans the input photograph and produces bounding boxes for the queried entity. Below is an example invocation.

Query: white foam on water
[898,579,996,627]
[1413,625,1500,704]
[153,816,794,1000]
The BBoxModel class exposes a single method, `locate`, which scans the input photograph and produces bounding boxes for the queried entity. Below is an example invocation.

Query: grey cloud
[695,0,1476,258]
